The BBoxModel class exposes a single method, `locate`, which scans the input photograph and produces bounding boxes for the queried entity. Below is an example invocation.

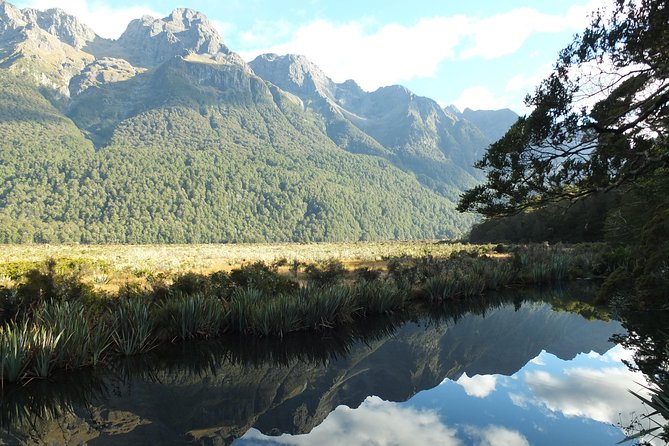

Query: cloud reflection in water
[242,396,461,445]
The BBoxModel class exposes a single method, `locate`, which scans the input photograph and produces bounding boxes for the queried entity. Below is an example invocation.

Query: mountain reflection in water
[1,285,642,446]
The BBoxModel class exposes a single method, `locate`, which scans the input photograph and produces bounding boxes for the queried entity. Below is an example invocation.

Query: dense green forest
[0,68,472,243]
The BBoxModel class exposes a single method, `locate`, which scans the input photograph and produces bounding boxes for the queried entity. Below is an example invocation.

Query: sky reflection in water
[238,345,650,446]
[4,291,659,446]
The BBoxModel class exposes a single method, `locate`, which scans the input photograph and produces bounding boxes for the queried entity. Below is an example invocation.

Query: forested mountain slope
[0,2,516,243]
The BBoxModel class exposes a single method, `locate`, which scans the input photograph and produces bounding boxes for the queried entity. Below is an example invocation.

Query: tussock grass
[112,299,155,356]
[0,242,610,383]
[0,322,31,382]
[354,282,405,314]
[158,293,225,340]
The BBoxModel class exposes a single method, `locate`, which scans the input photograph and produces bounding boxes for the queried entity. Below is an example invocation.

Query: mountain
[0,2,516,243]
[249,54,511,200]
[461,107,519,142]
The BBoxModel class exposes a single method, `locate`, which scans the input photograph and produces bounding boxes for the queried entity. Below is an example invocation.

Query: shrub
[304,260,347,288]
[230,262,298,296]
[354,267,382,283]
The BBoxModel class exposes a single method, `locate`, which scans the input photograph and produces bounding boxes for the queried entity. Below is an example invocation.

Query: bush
[354,267,382,283]
[304,260,347,288]
[230,262,298,296]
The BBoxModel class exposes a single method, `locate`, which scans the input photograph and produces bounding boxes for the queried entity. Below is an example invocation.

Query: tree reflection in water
[612,301,669,445]
[0,283,622,445]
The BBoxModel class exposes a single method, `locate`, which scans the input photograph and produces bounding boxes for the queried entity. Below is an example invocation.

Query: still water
[0,287,656,445]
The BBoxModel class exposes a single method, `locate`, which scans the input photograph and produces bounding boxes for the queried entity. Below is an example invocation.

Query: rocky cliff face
[0,1,95,95]
[0,3,235,96]
[21,6,96,49]
[115,8,230,68]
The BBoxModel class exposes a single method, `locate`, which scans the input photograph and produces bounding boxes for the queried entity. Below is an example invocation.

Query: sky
[14,0,610,114]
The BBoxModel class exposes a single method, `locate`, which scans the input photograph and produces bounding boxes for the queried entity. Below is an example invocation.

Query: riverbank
[0,242,611,384]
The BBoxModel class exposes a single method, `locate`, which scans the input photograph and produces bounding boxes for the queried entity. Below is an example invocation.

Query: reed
[354,282,405,314]
[250,294,301,337]
[226,288,265,334]
[38,300,113,368]
[159,293,225,340]
[424,274,457,302]
[298,286,356,329]
[88,322,113,366]
[39,301,89,368]
[29,327,62,378]
[0,243,611,381]
[0,322,31,382]
[111,299,155,355]
[471,260,515,290]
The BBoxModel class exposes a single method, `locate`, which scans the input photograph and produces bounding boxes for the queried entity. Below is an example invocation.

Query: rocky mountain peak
[0,1,27,32]
[0,2,96,49]
[250,53,335,100]
[21,7,97,49]
[117,8,229,67]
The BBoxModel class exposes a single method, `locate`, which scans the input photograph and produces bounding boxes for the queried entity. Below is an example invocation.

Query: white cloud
[451,86,508,111]
[240,16,469,91]
[465,425,530,446]
[210,19,236,42]
[457,373,498,398]
[505,64,553,95]
[459,8,562,60]
[449,62,555,112]
[508,392,530,408]
[525,366,652,425]
[18,0,164,39]
[241,396,462,446]
[241,1,608,92]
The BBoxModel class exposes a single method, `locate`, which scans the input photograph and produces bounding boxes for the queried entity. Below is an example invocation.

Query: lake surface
[0,287,655,445]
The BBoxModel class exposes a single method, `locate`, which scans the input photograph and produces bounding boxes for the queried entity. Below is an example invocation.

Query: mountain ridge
[0,2,518,243]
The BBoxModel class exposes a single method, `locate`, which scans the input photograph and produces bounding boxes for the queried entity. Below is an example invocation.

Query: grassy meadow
[0,241,493,293]
[0,241,612,384]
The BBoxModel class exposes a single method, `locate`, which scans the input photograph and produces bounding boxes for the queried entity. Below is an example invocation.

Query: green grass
[112,299,155,356]
[0,242,611,384]
[159,293,225,340]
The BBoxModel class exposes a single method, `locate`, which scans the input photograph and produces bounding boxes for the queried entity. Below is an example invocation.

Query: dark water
[0,286,654,445]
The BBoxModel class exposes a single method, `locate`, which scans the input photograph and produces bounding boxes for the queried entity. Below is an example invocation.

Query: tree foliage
[458,0,668,217]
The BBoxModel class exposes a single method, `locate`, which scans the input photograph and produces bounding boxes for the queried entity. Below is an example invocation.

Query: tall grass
[0,243,610,383]
[226,288,264,334]
[30,327,62,378]
[112,299,155,355]
[354,282,405,314]
[39,301,112,369]
[0,322,31,382]
[299,286,356,329]
[158,293,225,340]
[249,294,301,337]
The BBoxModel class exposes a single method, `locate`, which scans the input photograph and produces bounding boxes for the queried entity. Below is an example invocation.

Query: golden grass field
[0,241,493,293]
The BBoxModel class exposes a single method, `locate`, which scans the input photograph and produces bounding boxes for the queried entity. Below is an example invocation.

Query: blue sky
[16,0,609,113]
